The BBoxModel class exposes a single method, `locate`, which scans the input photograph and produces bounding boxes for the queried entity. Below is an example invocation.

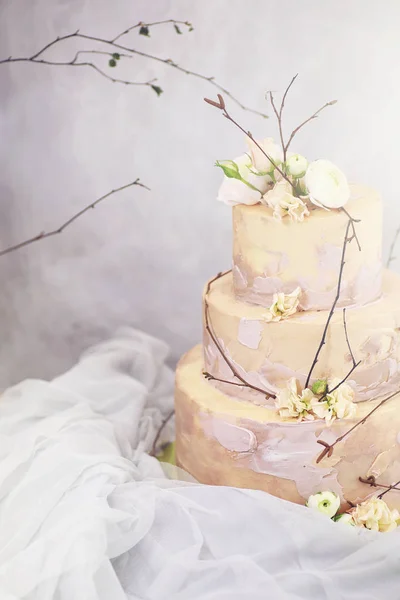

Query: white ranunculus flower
[285,153,308,178]
[246,137,283,173]
[263,180,310,222]
[216,154,273,206]
[304,159,350,209]
[350,497,400,532]
[333,513,355,525]
[306,491,341,519]
[263,287,301,322]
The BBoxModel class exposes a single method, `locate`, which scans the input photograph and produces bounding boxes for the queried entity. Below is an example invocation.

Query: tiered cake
[175,96,400,511]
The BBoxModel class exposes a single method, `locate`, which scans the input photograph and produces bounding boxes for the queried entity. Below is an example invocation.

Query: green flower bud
[311,379,328,395]
[285,154,308,178]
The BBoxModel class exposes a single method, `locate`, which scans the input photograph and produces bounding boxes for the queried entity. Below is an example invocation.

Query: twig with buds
[0,179,149,258]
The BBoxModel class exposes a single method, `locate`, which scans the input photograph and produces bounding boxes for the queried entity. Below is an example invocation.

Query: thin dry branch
[111,19,193,43]
[150,409,175,457]
[316,388,400,463]
[204,94,294,189]
[269,74,298,161]
[284,99,337,155]
[0,25,269,116]
[387,225,400,267]
[0,179,148,258]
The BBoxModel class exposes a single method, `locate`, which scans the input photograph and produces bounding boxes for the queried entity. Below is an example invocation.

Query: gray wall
[1,0,400,386]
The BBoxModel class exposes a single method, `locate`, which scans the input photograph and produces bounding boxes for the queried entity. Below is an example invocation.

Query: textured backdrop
[1,0,400,386]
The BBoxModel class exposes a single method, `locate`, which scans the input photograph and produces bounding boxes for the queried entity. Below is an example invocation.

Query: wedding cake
[174,89,400,512]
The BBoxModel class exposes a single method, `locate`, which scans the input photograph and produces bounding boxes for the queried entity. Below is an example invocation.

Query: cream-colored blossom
[246,137,282,173]
[304,159,350,209]
[326,378,357,420]
[216,154,273,206]
[263,180,310,222]
[263,287,301,323]
[350,497,400,532]
[333,513,355,525]
[275,378,318,421]
[306,491,340,518]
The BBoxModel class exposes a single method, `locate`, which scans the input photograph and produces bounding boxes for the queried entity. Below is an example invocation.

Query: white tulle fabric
[0,328,399,599]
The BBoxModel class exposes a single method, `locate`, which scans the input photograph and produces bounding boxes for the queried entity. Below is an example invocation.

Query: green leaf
[112,52,120,60]
[156,441,176,465]
[108,58,117,68]
[139,25,150,37]
[151,85,163,97]
[174,24,182,34]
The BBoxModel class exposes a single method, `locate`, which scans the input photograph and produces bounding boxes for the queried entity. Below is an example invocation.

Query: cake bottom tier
[175,345,400,510]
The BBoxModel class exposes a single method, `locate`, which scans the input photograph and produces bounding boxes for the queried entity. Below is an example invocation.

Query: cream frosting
[203,270,400,402]
[232,184,382,310]
[175,346,400,510]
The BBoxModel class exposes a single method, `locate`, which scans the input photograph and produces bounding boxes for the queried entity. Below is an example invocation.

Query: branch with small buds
[0,21,268,114]
[268,74,337,161]
[0,179,148,258]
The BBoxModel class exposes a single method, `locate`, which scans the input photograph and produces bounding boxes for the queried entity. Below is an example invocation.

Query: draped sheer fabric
[0,328,398,599]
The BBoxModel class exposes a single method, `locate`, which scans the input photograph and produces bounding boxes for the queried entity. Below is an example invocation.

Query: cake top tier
[232,184,382,310]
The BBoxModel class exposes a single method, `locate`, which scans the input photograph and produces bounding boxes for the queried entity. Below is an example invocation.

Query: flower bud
[285,154,308,178]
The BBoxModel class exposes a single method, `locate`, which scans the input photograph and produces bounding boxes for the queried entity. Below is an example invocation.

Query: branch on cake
[0,179,148,258]
[150,409,175,457]
[305,219,356,389]
[0,23,268,116]
[316,388,400,463]
[359,475,400,497]
[204,95,295,190]
[203,270,270,396]
[387,225,400,267]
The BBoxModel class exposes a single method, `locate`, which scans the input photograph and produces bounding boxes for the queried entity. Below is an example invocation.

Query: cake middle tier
[233,184,382,310]
[204,269,400,403]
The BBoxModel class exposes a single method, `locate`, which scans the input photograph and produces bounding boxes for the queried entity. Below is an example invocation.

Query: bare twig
[341,207,361,251]
[284,99,337,156]
[150,409,175,457]
[359,475,400,496]
[269,74,298,161]
[305,219,353,389]
[204,270,270,396]
[0,27,269,117]
[204,94,294,189]
[343,308,356,366]
[387,225,400,267]
[316,389,400,463]
[0,179,148,258]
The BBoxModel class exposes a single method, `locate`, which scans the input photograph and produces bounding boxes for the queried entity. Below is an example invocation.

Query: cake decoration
[175,77,400,519]
[262,286,301,322]
[306,490,400,532]
[209,77,350,214]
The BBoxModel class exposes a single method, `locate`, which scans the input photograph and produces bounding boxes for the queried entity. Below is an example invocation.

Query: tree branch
[0,179,149,258]
[269,74,298,161]
[387,225,400,267]
[111,19,194,42]
[0,26,269,116]
[284,99,337,155]
[304,219,353,389]
[204,94,294,190]
[316,388,399,463]
[150,409,175,457]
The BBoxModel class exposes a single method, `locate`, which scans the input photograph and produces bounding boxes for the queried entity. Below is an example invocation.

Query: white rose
[306,491,341,519]
[246,137,283,173]
[263,287,301,322]
[217,155,273,206]
[350,497,400,532]
[263,181,310,222]
[304,159,350,209]
[285,153,308,178]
